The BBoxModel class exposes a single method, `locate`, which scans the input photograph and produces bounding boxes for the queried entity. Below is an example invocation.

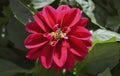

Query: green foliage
[83,42,120,75]
[0,59,29,76]
[76,0,101,28]
[7,16,27,51]
[97,68,112,76]
[0,0,120,76]
[9,0,33,25]
[75,37,120,76]
[31,61,64,76]
[32,0,55,9]
[92,29,120,41]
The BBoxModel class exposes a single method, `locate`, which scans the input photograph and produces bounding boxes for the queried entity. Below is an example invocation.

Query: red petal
[53,41,68,67]
[82,39,92,49]
[62,8,81,31]
[24,34,48,49]
[64,52,75,70]
[69,26,92,48]
[26,47,41,60]
[80,18,88,27]
[75,18,88,27]
[56,5,70,26]
[57,5,70,11]
[53,62,62,71]
[69,26,91,39]
[57,10,68,27]
[39,44,53,69]
[34,11,51,32]
[68,36,88,61]
[26,21,44,33]
[42,5,57,30]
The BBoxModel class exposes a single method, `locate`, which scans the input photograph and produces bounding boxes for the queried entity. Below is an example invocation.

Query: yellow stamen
[51,29,66,40]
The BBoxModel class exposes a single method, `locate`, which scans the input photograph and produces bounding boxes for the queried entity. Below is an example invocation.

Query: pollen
[51,28,67,40]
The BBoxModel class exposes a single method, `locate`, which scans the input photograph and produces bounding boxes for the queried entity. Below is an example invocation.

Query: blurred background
[0,0,120,76]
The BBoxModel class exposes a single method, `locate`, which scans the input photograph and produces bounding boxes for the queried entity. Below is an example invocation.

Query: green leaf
[82,42,120,75]
[76,0,104,28]
[75,37,118,76]
[106,16,120,32]
[7,16,27,51]
[0,59,22,72]
[92,29,120,41]
[20,0,32,5]
[65,71,75,76]
[106,0,120,32]
[32,64,64,76]
[97,68,112,76]
[32,0,55,9]
[75,28,120,76]
[0,6,11,25]
[68,0,77,7]
[0,46,19,61]
[0,59,28,76]
[9,0,33,25]
[112,62,120,76]
[34,68,64,76]
[59,0,69,5]
[2,6,11,17]
[0,17,8,25]
[91,37,116,51]
[113,0,120,15]
[76,0,120,31]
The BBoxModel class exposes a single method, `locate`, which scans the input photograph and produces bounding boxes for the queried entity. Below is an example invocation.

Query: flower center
[51,28,66,40]
[50,28,68,46]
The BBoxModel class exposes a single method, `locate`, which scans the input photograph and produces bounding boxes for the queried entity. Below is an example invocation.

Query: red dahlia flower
[24,5,92,70]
